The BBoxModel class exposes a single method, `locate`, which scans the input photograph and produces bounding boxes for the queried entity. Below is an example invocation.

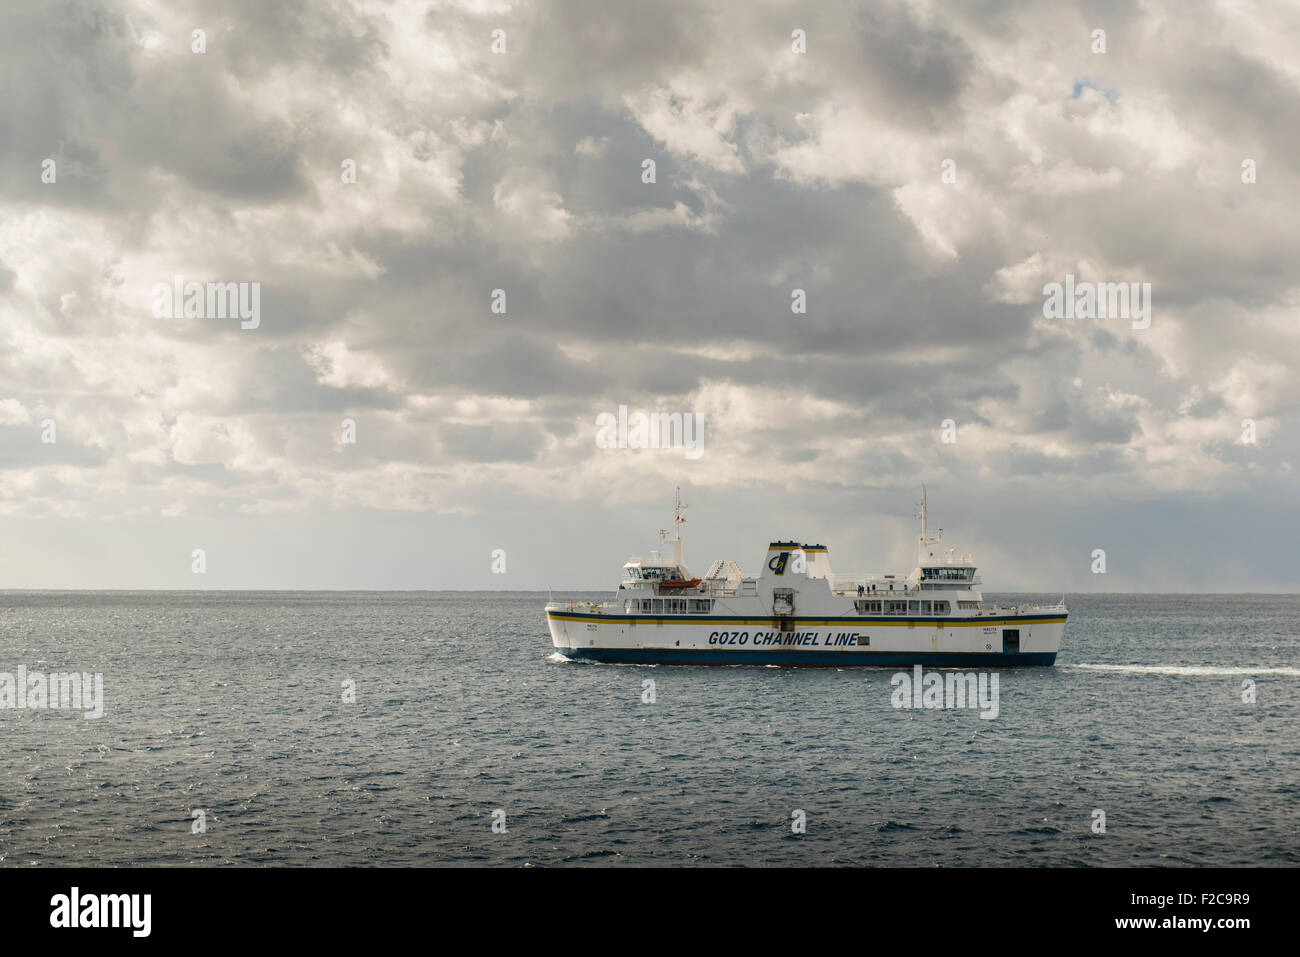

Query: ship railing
[829,574,916,594]
[547,600,608,614]
[971,600,1068,616]
[701,580,740,597]
[981,603,1028,615]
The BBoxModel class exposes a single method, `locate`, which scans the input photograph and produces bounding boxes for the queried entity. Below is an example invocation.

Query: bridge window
[922,567,975,582]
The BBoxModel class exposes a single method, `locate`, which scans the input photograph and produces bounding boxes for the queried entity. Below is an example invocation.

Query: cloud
[1,0,1297,589]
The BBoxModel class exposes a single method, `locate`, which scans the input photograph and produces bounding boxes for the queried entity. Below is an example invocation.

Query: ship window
[933,601,950,615]
[921,601,932,614]
[690,599,713,613]
[885,600,907,615]
[958,600,978,610]
[641,600,652,613]
[923,567,974,581]
[908,600,920,615]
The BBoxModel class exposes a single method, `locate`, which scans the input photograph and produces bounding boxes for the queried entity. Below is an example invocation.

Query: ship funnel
[801,544,832,580]
[760,541,810,580]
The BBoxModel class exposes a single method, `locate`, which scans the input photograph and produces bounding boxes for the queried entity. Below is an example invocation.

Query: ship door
[1002,629,1020,654]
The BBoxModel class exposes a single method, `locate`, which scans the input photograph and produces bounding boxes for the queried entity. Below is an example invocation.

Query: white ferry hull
[548,609,1065,666]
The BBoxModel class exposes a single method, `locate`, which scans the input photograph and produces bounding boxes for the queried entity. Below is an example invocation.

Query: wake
[1068,663,1300,677]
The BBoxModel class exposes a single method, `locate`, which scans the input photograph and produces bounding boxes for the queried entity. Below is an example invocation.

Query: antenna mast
[917,485,942,563]
[659,486,687,567]
[920,484,927,545]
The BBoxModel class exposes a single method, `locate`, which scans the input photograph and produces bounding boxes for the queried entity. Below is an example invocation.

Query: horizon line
[1,587,1298,596]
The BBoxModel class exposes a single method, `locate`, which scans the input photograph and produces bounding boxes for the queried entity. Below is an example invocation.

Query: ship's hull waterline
[547,610,1066,667]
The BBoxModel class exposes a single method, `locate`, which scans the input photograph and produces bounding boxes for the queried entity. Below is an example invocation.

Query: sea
[1,591,1296,866]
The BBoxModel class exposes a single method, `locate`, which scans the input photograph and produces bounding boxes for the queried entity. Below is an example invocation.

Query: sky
[1,0,1298,591]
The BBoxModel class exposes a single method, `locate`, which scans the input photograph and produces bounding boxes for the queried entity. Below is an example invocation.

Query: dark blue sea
[1,591,1296,866]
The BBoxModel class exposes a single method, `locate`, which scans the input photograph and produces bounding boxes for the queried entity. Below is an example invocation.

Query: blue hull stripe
[557,648,1057,667]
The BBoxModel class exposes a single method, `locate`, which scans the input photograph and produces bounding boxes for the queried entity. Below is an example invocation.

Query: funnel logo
[768,552,789,575]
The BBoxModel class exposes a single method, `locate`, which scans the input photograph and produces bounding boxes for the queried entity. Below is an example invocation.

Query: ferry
[546,488,1066,666]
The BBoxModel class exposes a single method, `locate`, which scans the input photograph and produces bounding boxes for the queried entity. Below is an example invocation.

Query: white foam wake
[1069,663,1300,677]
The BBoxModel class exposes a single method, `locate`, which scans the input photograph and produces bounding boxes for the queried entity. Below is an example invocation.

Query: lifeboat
[659,577,701,590]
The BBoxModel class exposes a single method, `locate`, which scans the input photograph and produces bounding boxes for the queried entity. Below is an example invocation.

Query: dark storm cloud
[513,0,713,101]
[850,3,975,125]
[1169,44,1300,174]
[0,0,320,210]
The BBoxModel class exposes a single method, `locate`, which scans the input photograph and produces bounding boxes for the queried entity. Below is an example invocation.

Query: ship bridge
[916,563,981,589]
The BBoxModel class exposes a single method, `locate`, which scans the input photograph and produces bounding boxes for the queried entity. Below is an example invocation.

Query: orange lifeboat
[659,577,701,590]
